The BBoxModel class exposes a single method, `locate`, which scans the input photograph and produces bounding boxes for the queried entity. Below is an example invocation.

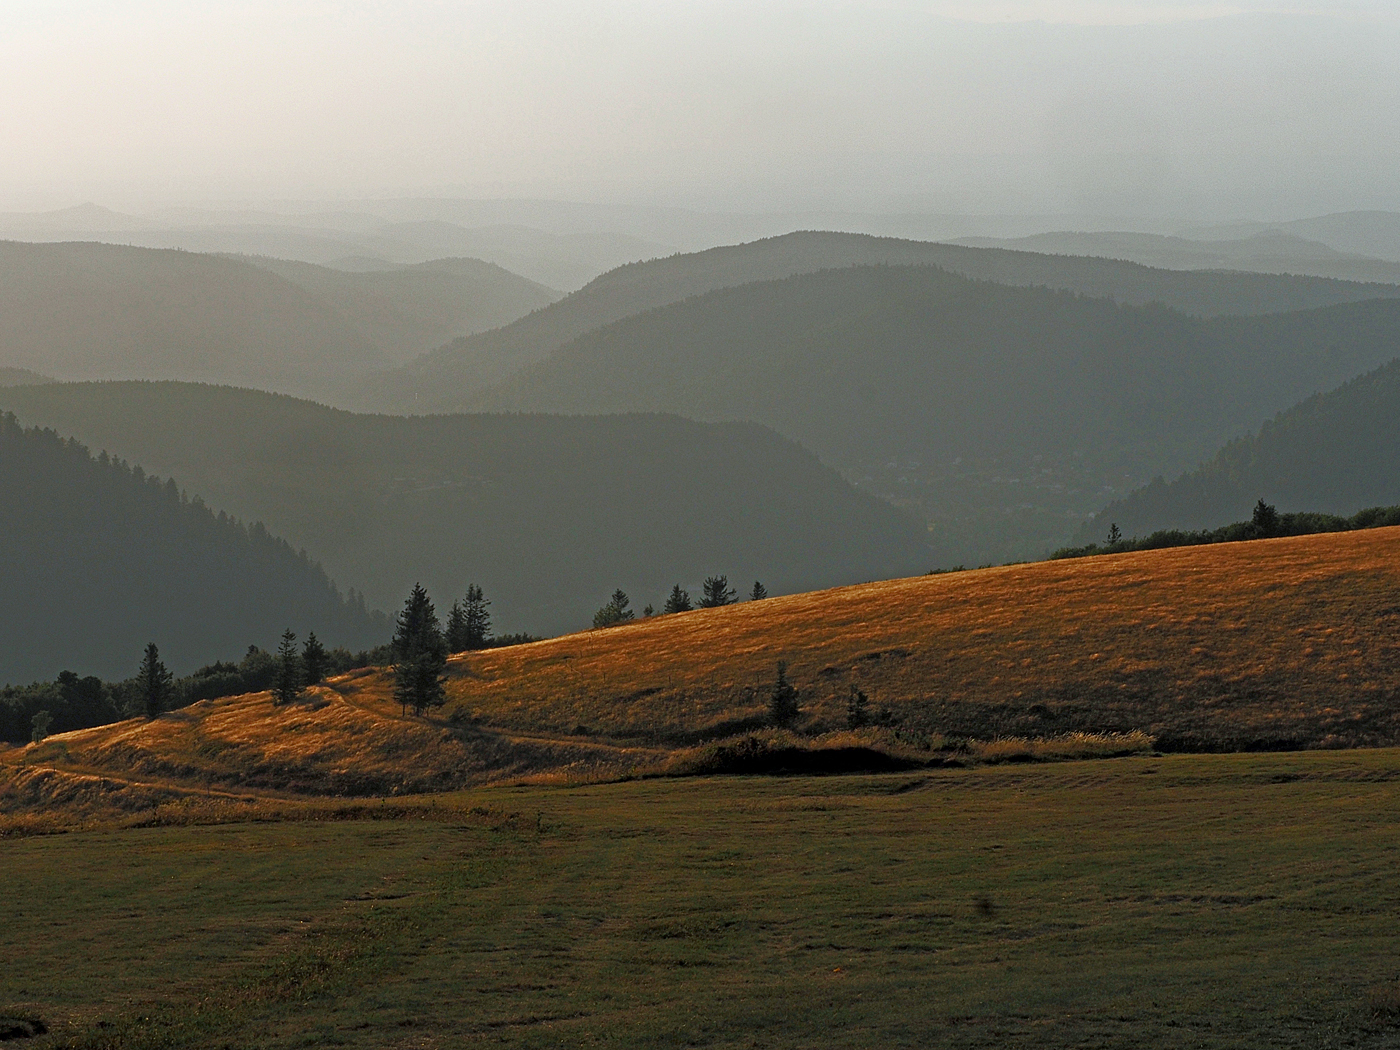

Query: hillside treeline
[0,412,388,683]
[1082,358,1400,541]
[0,640,392,744]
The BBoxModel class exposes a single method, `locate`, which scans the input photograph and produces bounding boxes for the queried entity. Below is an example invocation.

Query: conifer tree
[135,642,173,720]
[463,584,492,648]
[663,584,692,614]
[273,629,302,705]
[700,575,737,608]
[392,584,447,716]
[768,661,800,727]
[749,580,768,601]
[592,589,634,628]
[301,631,328,686]
[445,600,470,652]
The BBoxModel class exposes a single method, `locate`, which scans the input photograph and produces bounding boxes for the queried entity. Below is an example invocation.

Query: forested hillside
[0,412,386,684]
[357,230,1400,413]
[0,383,930,636]
[467,265,1400,564]
[1081,359,1400,541]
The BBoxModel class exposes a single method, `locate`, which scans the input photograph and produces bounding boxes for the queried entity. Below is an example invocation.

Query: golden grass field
[445,525,1400,748]
[3,526,1400,831]
[6,531,1400,1046]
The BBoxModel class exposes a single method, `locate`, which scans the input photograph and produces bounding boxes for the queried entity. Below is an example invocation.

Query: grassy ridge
[9,526,1400,809]
[5,755,1400,1047]
[441,526,1400,751]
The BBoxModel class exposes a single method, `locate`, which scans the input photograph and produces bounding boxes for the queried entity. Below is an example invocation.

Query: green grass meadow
[6,751,1400,1048]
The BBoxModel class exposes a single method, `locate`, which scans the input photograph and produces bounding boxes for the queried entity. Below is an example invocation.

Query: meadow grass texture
[5,751,1400,1048]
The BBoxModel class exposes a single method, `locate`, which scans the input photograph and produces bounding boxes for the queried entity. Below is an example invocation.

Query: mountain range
[0,382,931,637]
[0,241,554,398]
[355,230,1400,416]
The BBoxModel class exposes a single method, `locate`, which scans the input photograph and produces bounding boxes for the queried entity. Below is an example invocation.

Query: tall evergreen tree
[135,642,173,720]
[663,584,692,614]
[592,589,634,628]
[749,580,768,601]
[392,584,447,716]
[445,600,470,652]
[301,631,328,686]
[273,629,302,705]
[463,584,492,649]
[700,575,737,608]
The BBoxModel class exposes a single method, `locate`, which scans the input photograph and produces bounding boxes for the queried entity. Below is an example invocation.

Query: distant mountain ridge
[0,240,554,398]
[1080,359,1400,543]
[356,230,1400,415]
[0,410,386,684]
[956,229,1400,285]
[0,382,931,636]
[225,253,559,364]
[462,264,1400,565]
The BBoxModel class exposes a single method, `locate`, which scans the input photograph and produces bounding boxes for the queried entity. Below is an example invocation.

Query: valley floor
[6,750,1400,1048]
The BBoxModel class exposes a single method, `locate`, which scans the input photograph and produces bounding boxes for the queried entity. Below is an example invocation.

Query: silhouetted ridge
[0,411,387,683]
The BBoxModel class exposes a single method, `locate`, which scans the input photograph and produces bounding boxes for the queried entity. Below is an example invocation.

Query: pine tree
[273,629,302,705]
[749,580,768,601]
[592,589,634,628]
[663,584,692,614]
[463,584,492,649]
[768,661,800,727]
[1252,499,1280,537]
[301,632,328,686]
[700,575,737,608]
[1106,523,1122,545]
[392,584,447,716]
[135,642,173,720]
[445,600,470,652]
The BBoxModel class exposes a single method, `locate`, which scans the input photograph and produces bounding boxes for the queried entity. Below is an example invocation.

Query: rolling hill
[0,382,931,637]
[0,241,387,395]
[11,525,1400,800]
[356,231,1400,414]
[0,367,52,386]
[0,241,555,398]
[0,411,386,685]
[1081,359,1400,541]
[462,264,1400,564]
[956,230,1400,285]
[226,254,560,364]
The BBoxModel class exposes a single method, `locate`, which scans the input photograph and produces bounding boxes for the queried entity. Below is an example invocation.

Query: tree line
[3,580,525,744]
[592,574,768,628]
[5,636,393,745]
[1054,500,1400,561]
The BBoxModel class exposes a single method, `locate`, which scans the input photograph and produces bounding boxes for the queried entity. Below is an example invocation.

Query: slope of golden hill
[6,527,1399,815]
[444,527,1400,751]
[3,671,661,807]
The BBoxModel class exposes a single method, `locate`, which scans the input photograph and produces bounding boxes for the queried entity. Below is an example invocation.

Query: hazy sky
[2,1,1397,220]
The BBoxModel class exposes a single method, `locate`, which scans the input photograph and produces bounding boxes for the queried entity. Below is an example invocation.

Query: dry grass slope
[5,527,1398,823]
[443,527,1400,750]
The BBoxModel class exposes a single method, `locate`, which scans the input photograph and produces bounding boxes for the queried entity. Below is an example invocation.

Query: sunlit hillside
[8,526,1400,819]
